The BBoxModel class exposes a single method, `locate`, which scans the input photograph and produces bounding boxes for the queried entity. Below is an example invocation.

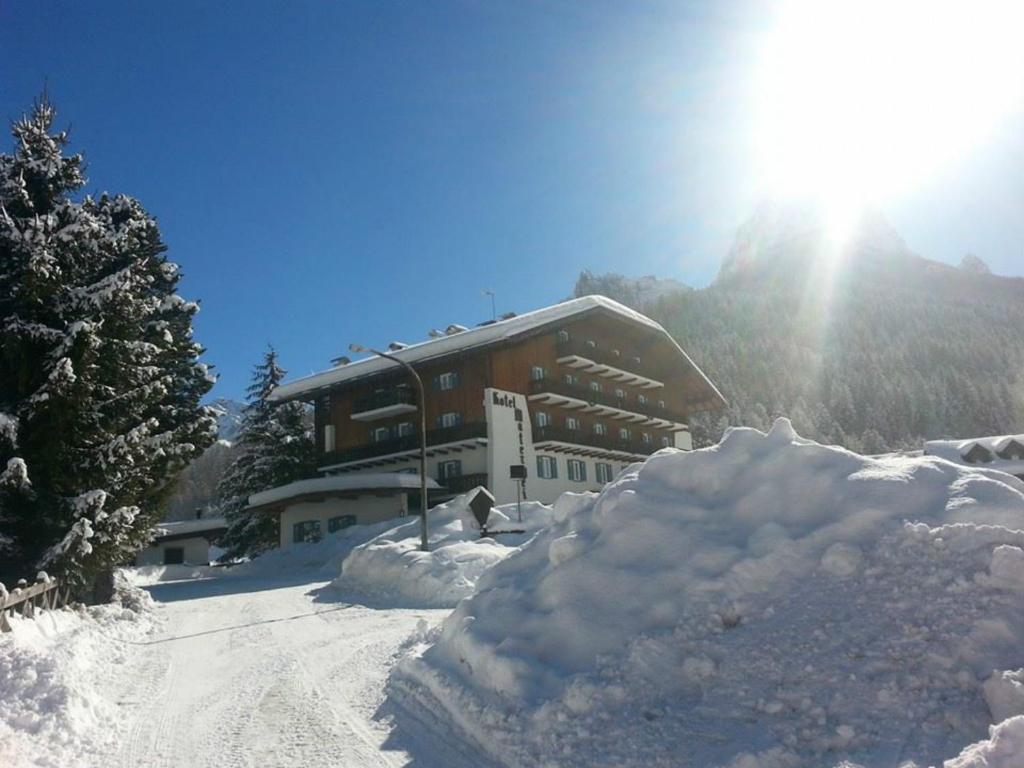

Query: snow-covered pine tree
[216,347,313,558]
[0,96,216,591]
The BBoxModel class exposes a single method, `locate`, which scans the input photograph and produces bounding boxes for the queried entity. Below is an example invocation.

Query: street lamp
[349,343,429,552]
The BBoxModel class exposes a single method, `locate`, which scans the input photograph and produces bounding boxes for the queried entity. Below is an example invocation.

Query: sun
[752,0,1024,236]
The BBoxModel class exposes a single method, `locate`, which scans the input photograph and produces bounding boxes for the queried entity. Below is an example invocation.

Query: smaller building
[924,434,1024,481]
[245,473,443,548]
[136,517,228,566]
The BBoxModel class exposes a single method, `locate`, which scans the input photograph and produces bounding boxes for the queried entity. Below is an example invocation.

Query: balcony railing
[352,387,416,415]
[555,339,649,374]
[321,422,488,466]
[532,424,657,456]
[439,473,489,494]
[528,378,686,423]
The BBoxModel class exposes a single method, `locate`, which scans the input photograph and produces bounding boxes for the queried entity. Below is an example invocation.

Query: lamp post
[349,343,429,552]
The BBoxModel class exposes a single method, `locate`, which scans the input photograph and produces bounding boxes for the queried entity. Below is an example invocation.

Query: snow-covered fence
[0,572,68,632]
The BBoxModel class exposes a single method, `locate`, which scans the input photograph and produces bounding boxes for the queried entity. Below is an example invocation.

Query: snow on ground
[391,419,1024,768]
[337,494,554,607]
[0,580,158,768]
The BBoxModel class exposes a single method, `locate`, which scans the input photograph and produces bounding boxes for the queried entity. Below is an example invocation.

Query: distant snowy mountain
[573,272,691,311]
[207,397,245,441]
[576,203,1024,452]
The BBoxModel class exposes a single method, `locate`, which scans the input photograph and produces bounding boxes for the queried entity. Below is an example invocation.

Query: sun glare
[754,0,1024,236]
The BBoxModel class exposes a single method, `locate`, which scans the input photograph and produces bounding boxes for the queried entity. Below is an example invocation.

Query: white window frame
[438,459,463,480]
[397,421,414,437]
[594,422,607,436]
[596,462,613,483]
[589,380,602,393]
[438,411,461,428]
[323,424,336,452]
[661,435,672,447]
[372,426,391,443]
[536,411,551,428]
[567,459,587,482]
[566,416,580,431]
[619,427,631,441]
[530,365,546,382]
[537,455,558,479]
[438,371,459,391]
[642,432,652,445]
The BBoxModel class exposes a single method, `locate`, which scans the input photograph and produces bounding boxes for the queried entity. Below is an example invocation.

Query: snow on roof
[924,434,1024,476]
[247,473,442,508]
[270,295,720,403]
[155,517,227,538]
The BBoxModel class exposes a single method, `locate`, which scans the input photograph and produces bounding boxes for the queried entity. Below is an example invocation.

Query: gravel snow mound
[392,419,1024,768]
[337,493,555,607]
[0,582,158,768]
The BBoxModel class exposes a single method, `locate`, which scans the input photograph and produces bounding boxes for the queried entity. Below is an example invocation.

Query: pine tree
[216,347,314,558]
[0,96,216,592]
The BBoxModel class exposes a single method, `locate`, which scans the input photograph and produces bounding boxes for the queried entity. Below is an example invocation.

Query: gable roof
[924,433,1024,477]
[270,295,726,409]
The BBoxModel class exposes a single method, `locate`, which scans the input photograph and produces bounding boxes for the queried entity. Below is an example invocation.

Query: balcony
[439,473,489,495]
[532,424,657,458]
[320,422,488,468]
[350,387,418,422]
[528,378,687,428]
[555,339,664,389]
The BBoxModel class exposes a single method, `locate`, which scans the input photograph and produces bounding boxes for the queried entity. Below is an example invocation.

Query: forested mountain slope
[575,205,1024,451]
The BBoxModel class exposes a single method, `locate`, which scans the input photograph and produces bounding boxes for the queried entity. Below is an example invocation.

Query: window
[323,424,336,453]
[589,380,602,393]
[328,515,357,533]
[595,462,613,483]
[397,421,414,437]
[642,433,652,446]
[438,460,463,481]
[537,455,558,479]
[594,422,607,436]
[614,387,626,400]
[567,459,587,482]
[637,394,648,406]
[563,373,579,386]
[619,427,631,441]
[293,520,322,544]
[585,339,597,349]
[566,416,580,431]
[658,399,666,410]
[372,426,391,443]
[557,329,570,343]
[437,411,462,428]
[661,436,672,447]
[163,547,184,565]
[535,411,551,428]
[436,371,460,391]
[530,365,546,382]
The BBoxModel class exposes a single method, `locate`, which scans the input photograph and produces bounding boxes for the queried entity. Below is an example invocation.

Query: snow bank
[337,493,555,607]
[392,419,1024,768]
[0,582,157,768]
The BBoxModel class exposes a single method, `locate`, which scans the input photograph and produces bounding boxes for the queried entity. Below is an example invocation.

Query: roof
[247,473,442,509]
[270,294,726,408]
[154,517,227,539]
[924,434,1024,477]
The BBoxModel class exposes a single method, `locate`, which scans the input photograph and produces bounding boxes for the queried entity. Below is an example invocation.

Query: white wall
[278,494,407,548]
[136,537,212,566]
[527,453,639,505]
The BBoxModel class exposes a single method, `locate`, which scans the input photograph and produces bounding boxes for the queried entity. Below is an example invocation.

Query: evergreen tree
[216,347,314,558]
[0,97,216,591]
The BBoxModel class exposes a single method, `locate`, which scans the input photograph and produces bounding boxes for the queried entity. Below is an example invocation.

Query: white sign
[484,388,536,505]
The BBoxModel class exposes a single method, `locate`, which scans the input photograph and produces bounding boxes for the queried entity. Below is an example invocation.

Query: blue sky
[2,1,1022,400]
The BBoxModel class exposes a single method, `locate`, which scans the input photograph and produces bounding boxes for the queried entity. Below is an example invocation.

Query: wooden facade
[305,303,725,470]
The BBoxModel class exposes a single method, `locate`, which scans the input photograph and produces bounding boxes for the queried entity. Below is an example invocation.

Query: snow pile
[392,419,1024,768]
[0,586,157,768]
[338,493,554,607]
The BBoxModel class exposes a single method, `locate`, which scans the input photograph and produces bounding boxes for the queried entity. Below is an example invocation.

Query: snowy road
[104,573,483,768]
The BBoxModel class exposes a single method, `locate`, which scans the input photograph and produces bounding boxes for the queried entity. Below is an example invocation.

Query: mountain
[576,204,1024,452]
[207,397,246,442]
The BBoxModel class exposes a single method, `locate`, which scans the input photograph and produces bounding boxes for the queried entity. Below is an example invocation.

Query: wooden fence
[0,574,71,632]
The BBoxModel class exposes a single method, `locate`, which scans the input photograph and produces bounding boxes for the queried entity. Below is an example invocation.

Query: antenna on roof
[482,289,496,321]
